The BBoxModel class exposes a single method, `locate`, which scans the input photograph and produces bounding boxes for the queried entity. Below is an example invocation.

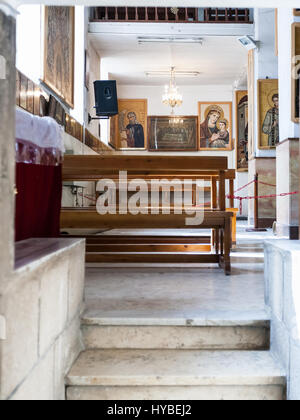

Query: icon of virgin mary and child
[200,105,230,149]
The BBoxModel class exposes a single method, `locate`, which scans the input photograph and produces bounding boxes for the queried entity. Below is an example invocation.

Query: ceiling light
[146,71,201,78]
[137,36,203,45]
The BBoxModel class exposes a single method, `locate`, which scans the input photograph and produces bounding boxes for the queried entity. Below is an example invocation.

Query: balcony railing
[90,7,252,24]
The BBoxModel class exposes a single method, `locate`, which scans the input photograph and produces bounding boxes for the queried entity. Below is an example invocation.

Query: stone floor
[84,222,278,326]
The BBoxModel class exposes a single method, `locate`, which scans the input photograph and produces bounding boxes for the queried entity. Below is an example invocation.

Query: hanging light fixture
[162,67,183,114]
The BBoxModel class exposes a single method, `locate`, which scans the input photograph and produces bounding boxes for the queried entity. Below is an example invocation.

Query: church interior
[1,0,300,401]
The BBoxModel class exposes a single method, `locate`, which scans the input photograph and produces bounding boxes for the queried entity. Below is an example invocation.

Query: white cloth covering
[15,107,65,153]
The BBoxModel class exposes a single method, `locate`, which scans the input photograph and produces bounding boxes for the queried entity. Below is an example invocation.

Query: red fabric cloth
[15,163,62,242]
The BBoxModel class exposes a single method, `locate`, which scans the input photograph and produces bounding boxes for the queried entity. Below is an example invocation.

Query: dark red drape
[15,163,62,242]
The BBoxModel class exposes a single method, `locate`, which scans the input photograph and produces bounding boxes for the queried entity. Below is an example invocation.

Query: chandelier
[162,67,183,113]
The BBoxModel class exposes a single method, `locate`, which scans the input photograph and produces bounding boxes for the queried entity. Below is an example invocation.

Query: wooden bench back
[62,155,228,180]
[62,155,234,211]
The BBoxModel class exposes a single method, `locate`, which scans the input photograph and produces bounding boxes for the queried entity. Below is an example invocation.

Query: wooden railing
[90,7,252,24]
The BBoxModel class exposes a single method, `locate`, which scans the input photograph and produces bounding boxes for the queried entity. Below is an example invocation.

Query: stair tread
[67,350,285,387]
[82,311,270,327]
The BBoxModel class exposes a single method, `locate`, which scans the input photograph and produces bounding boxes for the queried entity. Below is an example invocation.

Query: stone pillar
[276,139,299,239]
[248,9,278,228]
[0,8,16,291]
[276,9,300,239]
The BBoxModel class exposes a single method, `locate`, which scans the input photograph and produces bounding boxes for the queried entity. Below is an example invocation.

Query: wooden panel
[227,208,238,244]
[86,244,211,253]
[86,253,219,264]
[62,155,228,180]
[60,209,232,230]
[108,169,236,180]
[218,170,226,211]
[83,235,212,245]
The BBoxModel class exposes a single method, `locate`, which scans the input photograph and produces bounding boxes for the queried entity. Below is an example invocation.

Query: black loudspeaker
[93,80,118,117]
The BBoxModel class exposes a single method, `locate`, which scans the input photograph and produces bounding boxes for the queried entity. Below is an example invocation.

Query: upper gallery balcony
[90,7,254,24]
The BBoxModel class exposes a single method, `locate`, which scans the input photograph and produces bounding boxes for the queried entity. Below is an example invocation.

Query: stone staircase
[66,317,286,400]
[65,231,286,401]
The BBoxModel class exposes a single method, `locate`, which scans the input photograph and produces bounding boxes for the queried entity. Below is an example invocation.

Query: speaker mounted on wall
[94,80,118,116]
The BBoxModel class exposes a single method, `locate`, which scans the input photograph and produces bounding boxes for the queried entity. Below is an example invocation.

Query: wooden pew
[61,209,233,274]
[61,155,233,275]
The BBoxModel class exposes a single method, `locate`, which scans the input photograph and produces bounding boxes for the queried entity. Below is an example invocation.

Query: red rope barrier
[227,191,299,214]
[77,182,299,217]
[234,179,256,194]
[78,193,97,203]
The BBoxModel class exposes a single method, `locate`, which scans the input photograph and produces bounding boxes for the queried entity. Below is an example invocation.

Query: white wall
[85,40,101,138]
[118,84,232,116]
[278,8,300,141]
[70,6,85,124]
[16,5,42,84]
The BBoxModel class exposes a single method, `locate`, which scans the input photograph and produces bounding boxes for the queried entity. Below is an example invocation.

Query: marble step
[66,350,286,401]
[231,256,264,264]
[232,247,264,253]
[82,323,270,351]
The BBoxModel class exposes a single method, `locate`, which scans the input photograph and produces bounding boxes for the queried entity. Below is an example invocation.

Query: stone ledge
[265,240,300,254]
[15,237,85,272]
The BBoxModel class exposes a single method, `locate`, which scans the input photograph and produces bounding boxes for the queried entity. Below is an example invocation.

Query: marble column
[277,9,300,239]
[276,139,299,239]
[0,9,16,291]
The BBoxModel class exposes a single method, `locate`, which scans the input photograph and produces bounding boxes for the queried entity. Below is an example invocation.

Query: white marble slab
[83,263,270,326]
[67,349,285,387]
[67,384,285,401]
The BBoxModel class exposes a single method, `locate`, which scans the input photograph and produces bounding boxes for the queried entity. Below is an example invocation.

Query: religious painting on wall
[198,102,232,151]
[148,116,198,152]
[235,90,248,172]
[116,99,147,150]
[257,79,279,149]
[292,23,300,123]
[43,6,75,108]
